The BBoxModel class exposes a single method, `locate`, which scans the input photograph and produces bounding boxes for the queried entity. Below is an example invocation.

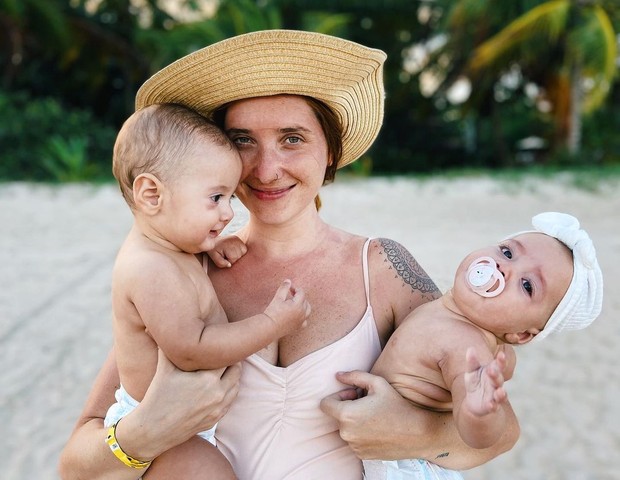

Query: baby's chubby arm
[450,346,510,449]
[130,255,310,372]
[205,234,247,268]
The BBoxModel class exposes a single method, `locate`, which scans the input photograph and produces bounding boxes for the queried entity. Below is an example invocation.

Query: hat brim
[135,29,386,168]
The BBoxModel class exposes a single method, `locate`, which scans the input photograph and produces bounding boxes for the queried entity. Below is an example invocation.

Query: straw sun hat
[135,29,387,167]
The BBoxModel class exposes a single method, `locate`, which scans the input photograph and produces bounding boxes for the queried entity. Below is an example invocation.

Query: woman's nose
[251,144,281,183]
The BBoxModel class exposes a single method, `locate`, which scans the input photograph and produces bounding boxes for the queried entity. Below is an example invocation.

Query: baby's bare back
[111,234,225,402]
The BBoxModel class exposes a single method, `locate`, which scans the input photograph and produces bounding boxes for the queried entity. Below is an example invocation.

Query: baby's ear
[505,329,540,345]
[133,173,163,214]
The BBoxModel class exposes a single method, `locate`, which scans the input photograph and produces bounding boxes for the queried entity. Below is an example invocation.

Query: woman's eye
[500,246,513,259]
[285,136,302,144]
[232,136,251,145]
[522,279,533,296]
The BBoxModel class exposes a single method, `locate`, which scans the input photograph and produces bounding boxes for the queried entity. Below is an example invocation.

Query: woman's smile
[248,184,295,200]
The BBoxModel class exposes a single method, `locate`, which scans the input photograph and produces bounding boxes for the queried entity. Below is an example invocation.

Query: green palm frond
[468,1,616,112]
[468,0,570,72]
[575,5,617,111]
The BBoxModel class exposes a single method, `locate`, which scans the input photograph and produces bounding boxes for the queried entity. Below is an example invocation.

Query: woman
[59,30,518,479]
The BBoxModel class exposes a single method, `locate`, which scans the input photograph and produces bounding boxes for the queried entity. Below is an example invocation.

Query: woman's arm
[58,348,240,479]
[321,238,519,468]
[321,370,519,470]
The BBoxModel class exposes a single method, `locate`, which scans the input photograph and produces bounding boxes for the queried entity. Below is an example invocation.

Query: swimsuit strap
[362,238,372,308]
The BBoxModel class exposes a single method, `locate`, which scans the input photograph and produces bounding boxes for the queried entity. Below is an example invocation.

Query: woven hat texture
[136,29,387,167]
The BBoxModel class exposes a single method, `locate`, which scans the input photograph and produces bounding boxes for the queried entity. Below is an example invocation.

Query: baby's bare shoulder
[114,244,199,293]
[399,303,488,356]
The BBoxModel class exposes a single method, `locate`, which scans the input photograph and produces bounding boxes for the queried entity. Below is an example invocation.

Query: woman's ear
[133,173,163,214]
[504,328,540,345]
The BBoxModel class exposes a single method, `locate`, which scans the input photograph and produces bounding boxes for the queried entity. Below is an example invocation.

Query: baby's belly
[389,374,453,412]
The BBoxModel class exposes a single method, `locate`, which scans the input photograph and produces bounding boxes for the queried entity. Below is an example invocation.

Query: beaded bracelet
[105,421,152,469]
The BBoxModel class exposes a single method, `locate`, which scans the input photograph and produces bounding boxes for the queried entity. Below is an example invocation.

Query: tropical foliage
[0,0,618,181]
[426,0,619,164]
[467,0,617,153]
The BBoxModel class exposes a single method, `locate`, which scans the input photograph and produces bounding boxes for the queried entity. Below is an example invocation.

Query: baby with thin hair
[364,212,603,480]
[104,103,311,473]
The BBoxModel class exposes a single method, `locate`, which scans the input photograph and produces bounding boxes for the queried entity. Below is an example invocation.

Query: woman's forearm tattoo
[378,238,439,296]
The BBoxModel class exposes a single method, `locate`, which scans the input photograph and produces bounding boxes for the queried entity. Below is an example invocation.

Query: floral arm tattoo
[378,238,440,299]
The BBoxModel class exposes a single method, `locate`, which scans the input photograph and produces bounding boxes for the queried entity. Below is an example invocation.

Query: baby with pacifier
[363,212,604,480]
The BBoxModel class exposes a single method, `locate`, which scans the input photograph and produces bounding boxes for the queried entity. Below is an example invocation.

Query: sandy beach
[1,176,618,479]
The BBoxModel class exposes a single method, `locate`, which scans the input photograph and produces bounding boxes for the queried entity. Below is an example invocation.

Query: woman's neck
[238,206,331,261]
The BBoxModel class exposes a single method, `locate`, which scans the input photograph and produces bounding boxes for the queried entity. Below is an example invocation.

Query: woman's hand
[320,370,519,470]
[321,370,437,460]
[59,349,241,480]
[121,349,242,459]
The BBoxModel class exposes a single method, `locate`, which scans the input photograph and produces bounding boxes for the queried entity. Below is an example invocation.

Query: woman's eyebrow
[225,126,312,134]
[279,126,312,133]
[225,127,250,134]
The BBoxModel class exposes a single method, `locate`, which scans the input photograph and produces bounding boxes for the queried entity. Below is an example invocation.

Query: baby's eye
[500,245,513,259]
[210,194,223,203]
[522,279,533,296]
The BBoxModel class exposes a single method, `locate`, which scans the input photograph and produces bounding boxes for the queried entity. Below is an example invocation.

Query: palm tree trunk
[491,100,509,166]
[567,61,582,155]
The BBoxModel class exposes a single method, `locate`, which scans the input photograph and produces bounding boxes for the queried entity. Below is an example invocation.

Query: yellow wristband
[105,421,152,469]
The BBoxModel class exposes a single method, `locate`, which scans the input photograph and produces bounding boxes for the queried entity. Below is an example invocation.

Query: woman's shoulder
[321,226,367,253]
[367,238,437,292]
[367,237,441,330]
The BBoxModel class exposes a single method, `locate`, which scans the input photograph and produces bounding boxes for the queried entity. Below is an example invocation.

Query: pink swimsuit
[216,239,382,479]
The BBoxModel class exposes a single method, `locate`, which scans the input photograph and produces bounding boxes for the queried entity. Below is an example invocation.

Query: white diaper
[104,385,217,445]
[363,458,464,480]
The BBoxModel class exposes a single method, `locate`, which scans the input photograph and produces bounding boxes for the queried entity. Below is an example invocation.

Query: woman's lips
[249,184,293,200]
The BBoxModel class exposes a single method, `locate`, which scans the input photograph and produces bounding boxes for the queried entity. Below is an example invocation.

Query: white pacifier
[466,256,505,298]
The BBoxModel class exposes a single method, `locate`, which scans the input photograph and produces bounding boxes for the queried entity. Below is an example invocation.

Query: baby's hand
[264,279,311,336]
[463,347,508,417]
[207,235,247,268]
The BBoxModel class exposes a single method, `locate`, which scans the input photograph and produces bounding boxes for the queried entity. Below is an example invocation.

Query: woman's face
[223,95,330,225]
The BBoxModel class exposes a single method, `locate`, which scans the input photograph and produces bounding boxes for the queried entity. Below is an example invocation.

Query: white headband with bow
[528,212,603,343]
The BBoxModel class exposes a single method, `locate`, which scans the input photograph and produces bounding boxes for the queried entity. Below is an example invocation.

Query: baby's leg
[144,436,236,479]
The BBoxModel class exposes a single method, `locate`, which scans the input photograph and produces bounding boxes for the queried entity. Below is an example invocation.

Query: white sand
[1,176,618,479]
